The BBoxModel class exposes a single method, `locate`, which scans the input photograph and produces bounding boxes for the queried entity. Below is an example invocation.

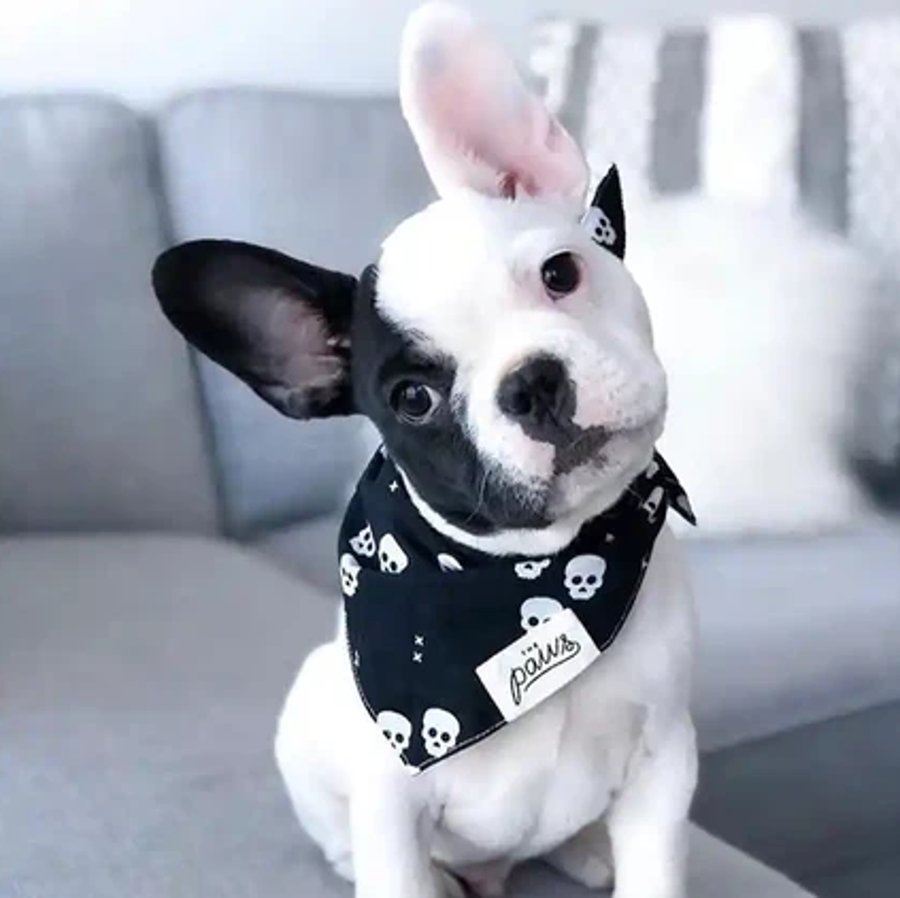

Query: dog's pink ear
[400,2,588,202]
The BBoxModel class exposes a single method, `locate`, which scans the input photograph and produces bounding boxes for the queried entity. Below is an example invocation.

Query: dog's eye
[541,251,581,299]
[390,381,442,424]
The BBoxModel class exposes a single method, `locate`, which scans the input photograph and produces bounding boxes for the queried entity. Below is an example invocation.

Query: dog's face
[152,4,666,543]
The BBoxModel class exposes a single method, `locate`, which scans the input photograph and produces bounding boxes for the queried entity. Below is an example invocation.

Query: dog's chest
[430,667,644,862]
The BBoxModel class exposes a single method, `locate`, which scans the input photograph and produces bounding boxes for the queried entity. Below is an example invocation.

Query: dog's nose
[497,355,574,440]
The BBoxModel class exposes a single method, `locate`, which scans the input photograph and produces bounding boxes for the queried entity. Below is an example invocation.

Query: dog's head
[152,3,667,552]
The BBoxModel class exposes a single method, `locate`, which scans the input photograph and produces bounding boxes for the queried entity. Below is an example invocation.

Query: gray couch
[2,91,898,898]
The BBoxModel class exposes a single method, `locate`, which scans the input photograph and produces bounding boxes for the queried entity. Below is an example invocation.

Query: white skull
[350,523,376,557]
[437,553,463,572]
[339,553,361,596]
[584,206,617,246]
[514,558,551,580]
[564,554,606,600]
[376,710,412,755]
[421,708,460,759]
[642,486,665,522]
[378,534,409,575]
[520,596,564,631]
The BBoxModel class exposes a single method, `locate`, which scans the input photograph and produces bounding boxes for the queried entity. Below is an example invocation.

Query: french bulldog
[151,4,697,897]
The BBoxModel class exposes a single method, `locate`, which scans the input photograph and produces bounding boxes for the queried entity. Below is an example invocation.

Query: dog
[151,4,698,897]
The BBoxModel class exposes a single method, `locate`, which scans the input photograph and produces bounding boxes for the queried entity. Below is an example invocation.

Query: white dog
[152,5,698,897]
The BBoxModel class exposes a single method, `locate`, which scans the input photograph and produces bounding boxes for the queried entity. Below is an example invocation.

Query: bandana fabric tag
[475,608,600,722]
[339,450,695,775]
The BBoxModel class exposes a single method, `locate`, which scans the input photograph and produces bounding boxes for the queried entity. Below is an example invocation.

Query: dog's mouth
[450,427,638,534]
[392,410,662,540]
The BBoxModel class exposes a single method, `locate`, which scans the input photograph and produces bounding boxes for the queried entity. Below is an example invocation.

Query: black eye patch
[349,263,551,533]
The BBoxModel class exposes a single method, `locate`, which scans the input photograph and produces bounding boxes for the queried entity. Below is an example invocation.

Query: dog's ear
[582,166,626,260]
[400,2,588,203]
[152,240,356,418]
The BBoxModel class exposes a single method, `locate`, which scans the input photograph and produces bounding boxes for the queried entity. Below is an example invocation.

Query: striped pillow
[529,14,900,507]
[529,15,900,255]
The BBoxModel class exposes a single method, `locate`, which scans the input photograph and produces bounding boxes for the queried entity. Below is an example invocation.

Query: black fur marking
[351,267,550,533]
[152,240,356,419]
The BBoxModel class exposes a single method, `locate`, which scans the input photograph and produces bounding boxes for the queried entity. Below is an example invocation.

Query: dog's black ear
[153,240,357,418]
[582,165,626,260]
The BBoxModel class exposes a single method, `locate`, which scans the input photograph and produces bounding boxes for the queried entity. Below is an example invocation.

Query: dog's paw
[566,852,614,891]
[546,826,614,891]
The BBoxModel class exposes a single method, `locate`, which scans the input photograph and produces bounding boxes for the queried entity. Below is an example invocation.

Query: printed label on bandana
[475,609,600,722]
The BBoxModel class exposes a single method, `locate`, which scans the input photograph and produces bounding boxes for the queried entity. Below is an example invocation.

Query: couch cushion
[696,700,900,887]
[255,514,342,596]
[690,522,900,750]
[0,96,218,533]
[157,90,433,535]
[0,534,811,898]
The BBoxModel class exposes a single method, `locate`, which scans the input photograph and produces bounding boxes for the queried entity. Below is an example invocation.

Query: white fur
[275,6,696,897]
[377,190,667,552]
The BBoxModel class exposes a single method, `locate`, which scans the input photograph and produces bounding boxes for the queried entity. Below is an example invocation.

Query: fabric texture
[157,90,434,535]
[0,96,218,533]
[0,533,813,898]
[340,450,693,772]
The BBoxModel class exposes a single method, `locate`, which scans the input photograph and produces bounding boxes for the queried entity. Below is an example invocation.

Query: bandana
[338,450,695,774]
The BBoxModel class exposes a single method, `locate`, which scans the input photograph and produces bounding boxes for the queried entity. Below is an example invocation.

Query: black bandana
[338,450,695,773]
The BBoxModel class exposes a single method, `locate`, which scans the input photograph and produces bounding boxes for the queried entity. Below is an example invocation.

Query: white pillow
[628,197,874,536]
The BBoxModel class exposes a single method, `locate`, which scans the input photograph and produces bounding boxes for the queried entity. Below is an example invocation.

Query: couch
[2,90,898,898]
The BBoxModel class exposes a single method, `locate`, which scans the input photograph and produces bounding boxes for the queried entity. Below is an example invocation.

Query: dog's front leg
[350,773,459,898]
[608,713,697,898]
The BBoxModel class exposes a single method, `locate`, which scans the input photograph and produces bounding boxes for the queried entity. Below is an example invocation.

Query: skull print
[520,597,564,631]
[421,708,460,759]
[514,558,551,580]
[564,554,606,600]
[350,523,376,557]
[378,534,409,574]
[437,553,463,572]
[584,206,617,246]
[376,710,412,755]
[339,553,362,596]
